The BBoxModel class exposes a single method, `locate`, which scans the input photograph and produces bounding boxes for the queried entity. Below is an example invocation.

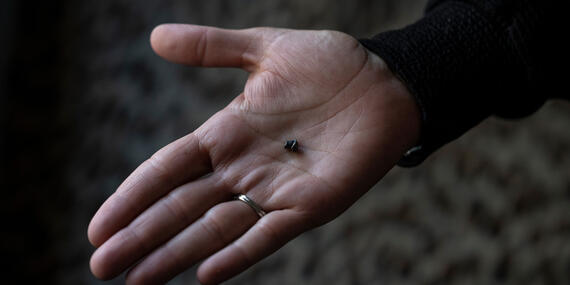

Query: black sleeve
[359,0,567,167]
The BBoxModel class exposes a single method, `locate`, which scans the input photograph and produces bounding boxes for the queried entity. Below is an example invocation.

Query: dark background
[2,0,569,284]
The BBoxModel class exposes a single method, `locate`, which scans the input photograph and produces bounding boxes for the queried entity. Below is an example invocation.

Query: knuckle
[144,152,173,185]
[146,152,168,175]
[232,242,255,266]
[196,28,209,66]
[124,226,150,254]
[163,192,192,225]
[200,209,229,245]
[255,220,280,243]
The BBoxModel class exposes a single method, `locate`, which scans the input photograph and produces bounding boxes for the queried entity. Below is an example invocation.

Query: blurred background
[2,0,569,284]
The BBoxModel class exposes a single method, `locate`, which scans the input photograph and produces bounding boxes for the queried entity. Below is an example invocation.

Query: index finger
[88,133,211,247]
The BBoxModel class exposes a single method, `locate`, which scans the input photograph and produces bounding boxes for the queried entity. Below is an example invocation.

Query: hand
[88,24,421,284]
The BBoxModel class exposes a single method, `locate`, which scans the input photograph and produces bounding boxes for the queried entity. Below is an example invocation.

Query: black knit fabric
[360,0,566,166]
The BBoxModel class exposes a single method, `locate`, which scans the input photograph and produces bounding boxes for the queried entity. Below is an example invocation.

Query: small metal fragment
[284,139,298,152]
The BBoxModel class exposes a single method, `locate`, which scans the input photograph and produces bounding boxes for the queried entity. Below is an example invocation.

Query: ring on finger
[234,194,266,218]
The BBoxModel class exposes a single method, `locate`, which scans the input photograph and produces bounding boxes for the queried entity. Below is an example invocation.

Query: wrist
[365,50,422,157]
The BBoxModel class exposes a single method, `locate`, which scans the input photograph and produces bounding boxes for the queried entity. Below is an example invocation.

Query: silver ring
[235,194,266,218]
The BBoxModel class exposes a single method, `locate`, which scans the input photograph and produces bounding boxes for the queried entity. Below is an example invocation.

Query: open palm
[88,24,420,284]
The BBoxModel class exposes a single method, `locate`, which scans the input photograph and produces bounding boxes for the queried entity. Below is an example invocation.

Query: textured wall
[3,0,570,284]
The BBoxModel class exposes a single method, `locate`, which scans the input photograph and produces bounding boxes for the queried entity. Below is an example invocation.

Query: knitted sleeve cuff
[359,1,530,166]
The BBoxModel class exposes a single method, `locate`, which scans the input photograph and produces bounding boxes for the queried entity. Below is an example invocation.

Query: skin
[88,24,421,284]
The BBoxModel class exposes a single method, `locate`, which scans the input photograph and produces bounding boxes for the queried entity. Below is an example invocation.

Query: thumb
[150,24,263,71]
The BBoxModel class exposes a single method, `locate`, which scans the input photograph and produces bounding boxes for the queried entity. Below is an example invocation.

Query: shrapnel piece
[284,139,298,152]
